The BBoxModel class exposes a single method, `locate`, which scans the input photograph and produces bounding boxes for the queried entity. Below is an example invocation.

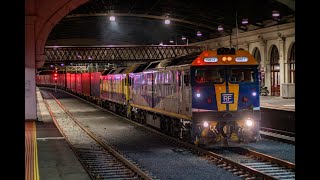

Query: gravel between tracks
[52,90,242,180]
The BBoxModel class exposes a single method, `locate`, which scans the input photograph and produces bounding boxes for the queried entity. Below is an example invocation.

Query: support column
[25,16,37,121]
[278,34,286,97]
[25,0,90,121]
[259,37,269,91]
[243,42,249,51]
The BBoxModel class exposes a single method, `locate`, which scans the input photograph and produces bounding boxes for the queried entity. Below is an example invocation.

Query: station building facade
[193,22,295,98]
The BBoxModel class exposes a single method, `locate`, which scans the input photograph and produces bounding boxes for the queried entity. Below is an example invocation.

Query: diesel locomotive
[37,48,261,146]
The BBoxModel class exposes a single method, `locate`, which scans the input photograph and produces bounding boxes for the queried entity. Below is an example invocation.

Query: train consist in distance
[37,48,261,146]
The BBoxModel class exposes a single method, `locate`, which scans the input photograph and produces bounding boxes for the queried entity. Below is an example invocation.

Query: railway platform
[25,87,91,180]
[26,87,295,180]
[260,96,295,112]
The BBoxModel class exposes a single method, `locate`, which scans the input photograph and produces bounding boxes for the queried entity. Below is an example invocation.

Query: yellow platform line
[33,122,40,180]
[25,123,32,180]
[25,122,40,180]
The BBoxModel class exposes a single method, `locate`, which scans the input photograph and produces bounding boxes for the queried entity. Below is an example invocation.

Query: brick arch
[35,0,89,68]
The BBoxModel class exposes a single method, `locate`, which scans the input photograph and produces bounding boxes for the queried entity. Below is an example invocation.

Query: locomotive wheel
[138,111,146,124]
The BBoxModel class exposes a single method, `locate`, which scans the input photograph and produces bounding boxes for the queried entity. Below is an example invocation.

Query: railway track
[135,123,295,180]
[209,147,295,180]
[259,127,295,145]
[41,87,295,180]
[41,90,155,180]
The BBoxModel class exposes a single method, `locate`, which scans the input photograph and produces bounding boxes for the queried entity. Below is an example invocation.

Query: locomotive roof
[191,48,259,66]
[142,52,201,71]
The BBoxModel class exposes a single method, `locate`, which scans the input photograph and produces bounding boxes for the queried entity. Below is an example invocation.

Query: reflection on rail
[260,127,295,145]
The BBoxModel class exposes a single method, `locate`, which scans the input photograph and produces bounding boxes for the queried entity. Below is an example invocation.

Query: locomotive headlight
[203,121,209,128]
[196,93,201,98]
[246,119,253,127]
[252,92,257,96]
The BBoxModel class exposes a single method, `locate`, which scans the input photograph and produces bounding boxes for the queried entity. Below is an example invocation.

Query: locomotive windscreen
[194,67,225,83]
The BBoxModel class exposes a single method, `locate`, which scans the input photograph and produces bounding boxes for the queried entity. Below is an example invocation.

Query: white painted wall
[25,22,37,120]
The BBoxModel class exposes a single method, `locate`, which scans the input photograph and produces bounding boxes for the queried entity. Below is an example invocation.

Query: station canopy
[47,0,295,46]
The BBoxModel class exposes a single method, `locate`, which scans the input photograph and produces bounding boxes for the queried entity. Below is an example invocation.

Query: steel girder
[45,45,206,63]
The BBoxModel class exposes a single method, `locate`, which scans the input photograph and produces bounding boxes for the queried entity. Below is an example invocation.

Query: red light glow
[196,58,201,64]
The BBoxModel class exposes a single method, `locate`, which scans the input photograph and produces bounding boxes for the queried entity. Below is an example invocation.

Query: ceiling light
[110,16,115,21]
[242,18,248,25]
[272,10,280,17]
[169,40,174,43]
[164,19,170,24]
[196,31,202,36]
[159,42,164,45]
[181,36,186,40]
[218,25,224,31]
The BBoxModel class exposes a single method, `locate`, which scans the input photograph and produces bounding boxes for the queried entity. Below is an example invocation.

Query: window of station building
[288,43,295,83]
[270,45,280,96]
[229,68,255,83]
[195,68,224,83]
[253,47,264,85]
[270,46,280,70]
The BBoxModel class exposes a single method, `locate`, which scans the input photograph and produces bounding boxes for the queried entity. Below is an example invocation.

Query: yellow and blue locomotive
[127,48,260,145]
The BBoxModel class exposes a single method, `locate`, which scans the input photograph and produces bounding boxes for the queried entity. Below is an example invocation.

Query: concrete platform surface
[34,87,91,180]
[260,96,295,112]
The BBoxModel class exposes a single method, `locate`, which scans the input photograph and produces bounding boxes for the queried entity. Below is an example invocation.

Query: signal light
[54,71,58,81]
